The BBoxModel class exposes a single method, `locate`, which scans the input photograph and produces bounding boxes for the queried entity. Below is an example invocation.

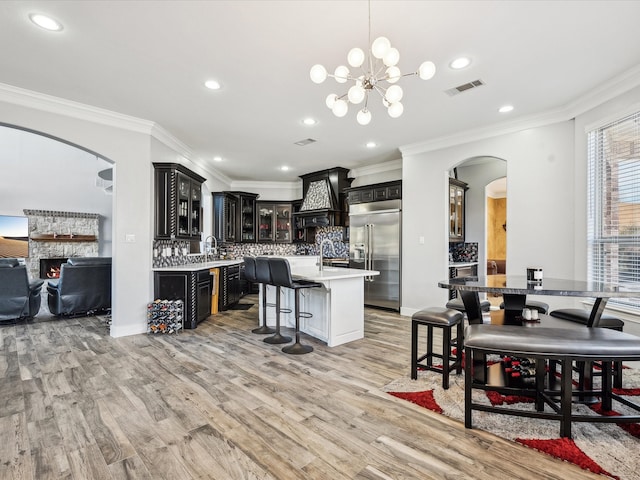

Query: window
[587,111,640,309]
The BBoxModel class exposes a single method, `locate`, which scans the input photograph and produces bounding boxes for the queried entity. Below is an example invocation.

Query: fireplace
[40,258,68,279]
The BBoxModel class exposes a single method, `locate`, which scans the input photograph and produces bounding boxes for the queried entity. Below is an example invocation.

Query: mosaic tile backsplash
[449,242,478,262]
[152,226,349,267]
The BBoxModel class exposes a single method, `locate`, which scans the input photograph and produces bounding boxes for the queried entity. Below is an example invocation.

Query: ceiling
[2,1,640,183]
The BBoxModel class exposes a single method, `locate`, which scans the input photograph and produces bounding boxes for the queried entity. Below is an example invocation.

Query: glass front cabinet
[257,202,292,243]
[449,178,467,242]
[154,163,204,240]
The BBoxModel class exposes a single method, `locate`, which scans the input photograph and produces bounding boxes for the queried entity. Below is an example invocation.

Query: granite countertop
[292,266,379,281]
[152,259,243,272]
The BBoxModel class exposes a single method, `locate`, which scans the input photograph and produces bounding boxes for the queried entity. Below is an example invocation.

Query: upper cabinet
[257,202,292,243]
[346,180,402,205]
[449,178,467,242]
[213,191,259,243]
[154,163,205,240]
[213,192,238,243]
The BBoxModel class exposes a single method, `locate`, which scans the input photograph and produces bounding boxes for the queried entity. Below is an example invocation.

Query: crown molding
[231,180,301,191]
[0,82,156,134]
[350,159,402,178]
[400,63,640,156]
[0,82,232,185]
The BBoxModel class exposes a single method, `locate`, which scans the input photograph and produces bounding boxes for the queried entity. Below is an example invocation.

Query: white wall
[401,121,576,317]
[0,127,114,255]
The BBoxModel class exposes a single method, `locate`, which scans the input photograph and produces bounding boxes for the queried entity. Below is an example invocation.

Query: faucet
[318,238,335,271]
[204,235,218,261]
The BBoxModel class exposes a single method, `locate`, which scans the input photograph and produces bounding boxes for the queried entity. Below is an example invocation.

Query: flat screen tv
[0,215,29,258]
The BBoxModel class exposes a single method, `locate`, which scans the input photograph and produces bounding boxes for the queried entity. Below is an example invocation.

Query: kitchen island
[259,256,379,347]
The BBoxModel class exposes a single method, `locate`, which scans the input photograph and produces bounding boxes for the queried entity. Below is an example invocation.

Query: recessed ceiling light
[450,57,471,70]
[29,13,63,31]
[281,166,290,171]
[302,118,317,126]
[204,80,221,90]
[498,105,514,113]
[366,142,377,148]
[213,156,222,162]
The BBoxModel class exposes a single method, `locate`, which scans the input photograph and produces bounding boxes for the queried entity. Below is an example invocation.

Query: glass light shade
[332,98,348,117]
[418,61,436,80]
[357,109,372,125]
[388,102,404,118]
[348,85,366,104]
[347,47,365,68]
[385,85,403,103]
[325,93,337,109]
[371,36,391,59]
[383,47,400,67]
[310,64,328,84]
[334,65,350,83]
[386,66,401,83]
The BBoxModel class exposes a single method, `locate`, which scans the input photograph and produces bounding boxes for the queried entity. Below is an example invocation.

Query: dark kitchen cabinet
[154,163,205,240]
[154,268,211,329]
[449,178,467,243]
[218,264,241,310]
[346,180,402,205]
[257,202,292,243]
[213,192,238,243]
[213,191,258,243]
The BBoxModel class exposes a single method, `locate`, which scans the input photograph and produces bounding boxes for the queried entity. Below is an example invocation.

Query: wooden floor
[0,296,602,480]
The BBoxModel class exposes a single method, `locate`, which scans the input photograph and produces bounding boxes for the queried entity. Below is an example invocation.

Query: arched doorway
[0,124,114,315]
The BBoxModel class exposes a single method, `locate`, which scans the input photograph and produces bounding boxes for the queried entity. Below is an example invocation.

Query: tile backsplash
[449,242,478,262]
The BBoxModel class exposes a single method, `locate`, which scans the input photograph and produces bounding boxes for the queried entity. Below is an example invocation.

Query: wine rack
[147,299,184,334]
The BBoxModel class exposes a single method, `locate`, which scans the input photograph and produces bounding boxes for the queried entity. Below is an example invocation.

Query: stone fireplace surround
[24,209,100,280]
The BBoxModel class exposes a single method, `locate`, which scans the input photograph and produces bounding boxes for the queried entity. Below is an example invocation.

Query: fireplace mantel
[31,233,97,242]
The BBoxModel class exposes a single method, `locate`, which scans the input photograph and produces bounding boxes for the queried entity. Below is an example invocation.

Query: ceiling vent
[294,138,317,146]
[445,79,485,96]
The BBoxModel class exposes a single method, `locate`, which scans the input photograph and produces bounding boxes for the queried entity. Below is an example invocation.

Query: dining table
[438,274,639,327]
[438,274,640,392]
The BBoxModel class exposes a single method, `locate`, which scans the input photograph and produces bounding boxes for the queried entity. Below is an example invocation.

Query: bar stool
[446,297,491,314]
[411,307,464,389]
[257,257,291,344]
[268,257,322,355]
[500,299,550,314]
[244,257,275,335]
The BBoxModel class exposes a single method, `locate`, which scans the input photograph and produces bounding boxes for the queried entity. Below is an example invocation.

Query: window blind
[587,111,640,309]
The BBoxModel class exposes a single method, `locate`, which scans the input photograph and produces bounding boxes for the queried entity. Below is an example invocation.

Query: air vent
[294,138,317,146]
[445,79,485,96]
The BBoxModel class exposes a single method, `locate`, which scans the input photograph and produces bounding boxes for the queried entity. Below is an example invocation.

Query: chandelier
[309,2,436,125]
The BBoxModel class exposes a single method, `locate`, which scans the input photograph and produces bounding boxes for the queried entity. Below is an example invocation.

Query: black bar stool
[244,257,275,335]
[411,307,464,389]
[268,257,321,355]
[257,257,291,345]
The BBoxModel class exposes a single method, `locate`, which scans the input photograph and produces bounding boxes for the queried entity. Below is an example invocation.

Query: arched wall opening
[0,98,156,337]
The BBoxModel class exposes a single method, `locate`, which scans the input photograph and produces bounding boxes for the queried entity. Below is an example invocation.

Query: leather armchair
[0,258,44,321]
[47,257,112,316]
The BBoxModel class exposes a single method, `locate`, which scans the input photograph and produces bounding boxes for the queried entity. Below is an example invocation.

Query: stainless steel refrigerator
[349,199,401,311]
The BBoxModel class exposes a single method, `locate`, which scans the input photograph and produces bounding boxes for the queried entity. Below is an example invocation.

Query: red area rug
[384,367,640,479]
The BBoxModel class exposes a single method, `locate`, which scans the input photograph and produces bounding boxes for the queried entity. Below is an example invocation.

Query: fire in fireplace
[40,258,68,279]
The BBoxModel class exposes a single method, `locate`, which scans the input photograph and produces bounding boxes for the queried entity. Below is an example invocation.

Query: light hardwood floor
[0,296,602,480]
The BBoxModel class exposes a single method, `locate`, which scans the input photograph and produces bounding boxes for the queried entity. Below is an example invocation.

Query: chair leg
[282,289,313,354]
[264,286,291,344]
[252,284,276,334]
[411,320,418,380]
[455,321,463,375]
[442,326,451,389]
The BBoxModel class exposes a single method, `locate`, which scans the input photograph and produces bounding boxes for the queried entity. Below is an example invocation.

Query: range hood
[294,167,353,226]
